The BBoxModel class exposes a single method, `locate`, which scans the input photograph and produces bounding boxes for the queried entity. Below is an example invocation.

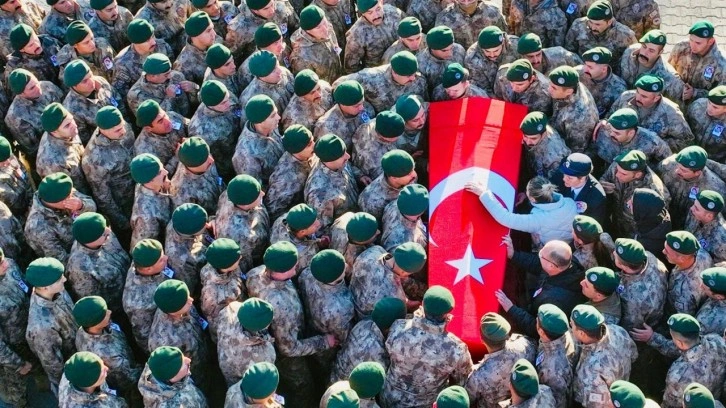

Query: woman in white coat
[465,176,578,250]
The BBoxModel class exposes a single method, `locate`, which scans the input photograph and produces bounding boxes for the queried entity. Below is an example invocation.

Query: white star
[446,244,492,285]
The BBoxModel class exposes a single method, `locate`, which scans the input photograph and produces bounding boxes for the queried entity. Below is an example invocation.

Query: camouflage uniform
[550,82,599,152]
[608,90,694,152]
[493,66,553,115]
[280,80,333,131]
[576,65,627,118]
[81,124,136,230]
[557,0,588,27]
[289,25,342,83]
[382,37,429,63]
[619,43,685,106]
[321,381,380,408]
[349,245,407,319]
[314,101,376,148]
[530,46,583,75]
[498,385,557,408]
[330,318,388,383]
[609,0,660,39]
[265,154,317,221]
[173,36,224,85]
[239,48,293,92]
[343,4,402,73]
[58,375,129,408]
[329,212,374,277]
[668,39,726,102]
[66,233,130,313]
[56,37,117,82]
[299,267,355,344]
[215,191,271,272]
[36,133,91,195]
[335,65,428,113]
[24,191,97,264]
[381,310,473,407]
[380,200,428,252]
[134,1,187,53]
[465,36,519,93]
[686,97,726,162]
[199,263,245,340]
[269,214,320,272]
[465,334,536,408]
[111,39,174,97]
[137,364,208,408]
[304,161,360,230]
[207,1,238,39]
[0,155,34,218]
[39,5,94,43]
[435,1,508,48]
[3,35,61,92]
[121,266,167,351]
[130,184,174,249]
[232,123,284,187]
[406,0,445,31]
[357,174,402,222]
[87,6,134,51]
[536,332,576,408]
[0,258,32,407]
[522,125,570,179]
[127,70,192,118]
[431,81,489,101]
[593,125,672,169]
[134,112,188,176]
[312,0,353,51]
[572,324,638,408]
[169,163,224,215]
[508,0,566,47]
[617,252,669,331]
[238,71,295,124]
[351,122,398,180]
[188,102,242,179]
[573,232,615,270]
[164,222,210,294]
[225,1,298,63]
[63,80,123,145]
[0,1,45,60]
[417,45,467,92]
[26,290,79,388]
[564,17,637,68]
[684,212,726,265]
[203,65,247,98]
[667,249,712,316]
[0,206,27,266]
[215,301,276,386]
[696,297,726,336]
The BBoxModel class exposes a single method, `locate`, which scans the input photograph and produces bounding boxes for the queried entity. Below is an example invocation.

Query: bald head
[541,240,572,272]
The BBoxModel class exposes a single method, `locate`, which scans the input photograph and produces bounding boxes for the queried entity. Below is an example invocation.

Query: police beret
[506,59,534,82]
[127,19,155,44]
[314,134,347,162]
[548,66,579,88]
[707,86,726,106]
[390,51,418,76]
[136,99,162,127]
[436,386,470,408]
[263,241,298,273]
[178,136,210,168]
[608,108,639,130]
[185,11,211,37]
[537,303,568,337]
[639,29,667,45]
[200,80,228,107]
[371,297,406,331]
[614,238,646,264]
[249,50,277,78]
[64,352,103,388]
[676,146,708,170]
[375,112,405,139]
[130,153,162,184]
[683,383,716,408]
[25,257,64,287]
[0,137,11,162]
[143,53,172,75]
[587,0,613,21]
[72,212,107,244]
[282,125,313,154]
[356,0,376,13]
[245,94,276,124]
[397,184,429,216]
[131,239,163,267]
[172,202,208,235]
[345,212,378,243]
[520,111,548,136]
[442,63,468,88]
[609,381,646,408]
[394,94,423,122]
[206,43,232,69]
[38,172,73,203]
[154,279,190,313]
[510,359,539,398]
[572,215,603,244]
[254,22,282,48]
[285,203,317,231]
[96,106,123,130]
[237,297,274,331]
[570,304,604,331]
[397,16,421,38]
[310,249,345,283]
[242,362,279,399]
[63,59,91,88]
[426,26,454,51]
[90,0,112,10]
[478,26,505,50]
[393,242,427,273]
[73,296,108,328]
[689,20,714,39]
[245,0,271,11]
[614,150,647,172]
[697,190,724,213]
[582,46,612,64]
[65,20,92,45]
[294,69,319,96]
[666,231,700,255]
[479,312,510,342]
[585,267,620,296]
[349,362,385,399]
[517,32,542,55]
[667,313,700,335]
[300,4,325,31]
[701,267,726,294]
[333,80,365,106]
[227,174,262,206]
[9,24,33,51]
[423,285,454,317]
[148,346,184,382]
[634,74,664,93]
[560,152,592,177]
[8,69,32,95]
[327,390,360,408]
[41,102,69,132]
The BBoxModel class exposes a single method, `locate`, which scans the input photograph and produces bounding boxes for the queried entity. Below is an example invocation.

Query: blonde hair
[526,176,558,204]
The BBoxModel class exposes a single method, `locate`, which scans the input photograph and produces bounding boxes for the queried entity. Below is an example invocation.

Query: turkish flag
[428,98,527,358]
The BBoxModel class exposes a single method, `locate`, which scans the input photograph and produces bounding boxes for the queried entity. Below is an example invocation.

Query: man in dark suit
[552,153,608,227]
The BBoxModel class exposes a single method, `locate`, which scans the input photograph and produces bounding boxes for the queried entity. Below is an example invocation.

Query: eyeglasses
[538,250,559,268]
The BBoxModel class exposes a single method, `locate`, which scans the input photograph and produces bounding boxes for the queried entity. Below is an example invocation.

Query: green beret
[572,215,603,244]
[375,112,406,139]
[517,32,542,55]
[72,212,107,244]
[390,51,418,76]
[346,212,378,243]
[64,352,103,388]
[356,0,376,13]
[237,298,274,332]
[520,111,548,136]
[65,20,91,45]
[73,296,108,328]
[90,0,112,10]
[689,21,714,39]
[136,99,162,127]
[614,238,646,264]
[178,137,210,168]
[667,313,700,335]
[282,125,313,154]
[38,172,73,203]
[393,242,426,273]
[676,146,708,170]
[0,136,12,162]
[245,0,271,10]
[423,285,454,317]
[634,74,664,93]
[397,184,428,216]
[249,49,277,78]
[480,312,510,342]
[395,94,423,122]
[510,359,539,398]
[191,0,209,9]
[200,80,228,107]
[639,29,667,46]
[609,381,646,408]
[371,297,406,331]
[132,239,163,267]
[334,80,365,106]
[702,267,726,294]
[172,203,207,235]
[206,44,232,69]
[41,103,69,133]
[683,383,715,408]
[143,53,172,75]
[96,106,123,130]
[63,59,91,88]
[294,69,319,96]
[506,59,534,83]
[442,63,468,87]
[254,22,282,48]
[436,386,470,408]
[25,257,64,287]
[537,304,568,337]
[8,69,32,95]
[397,16,421,38]
[185,11,211,37]
[264,241,298,273]
[666,231,700,255]
[478,26,505,49]
[582,46,612,64]
[697,190,724,213]
[381,149,414,177]
[615,150,647,172]
[570,304,604,331]
[310,250,345,283]
[148,346,184,382]
[349,362,385,399]
[286,203,317,231]
[130,153,162,184]
[10,24,33,51]
[548,66,579,88]
[242,362,279,399]
[206,238,241,270]
[427,26,454,50]
[154,279,190,313]
[245,94,276,124]
[227,174,262,206]
[327,390,360,408]
[587,0,613,21]
[585,267,620,296]
[707,86,726,106]
[314,134,347,162]
[607,108,639,130]
[127,19,155,44]
[300,5,325,30]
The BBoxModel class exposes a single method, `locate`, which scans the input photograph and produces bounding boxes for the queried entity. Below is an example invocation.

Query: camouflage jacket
[616,252,668,331]
[169,163,224,216]
[138,365,208,408]
[265,153,316,221]
[0,205,26,263]
[225,1,298,62]
[322,381,380,408]
[684,212,726,265]
[215,192,270,272]
[238,70,295,125]
[280,80,334,131]
[164,223,210,294]
[431,81,489,101]
[36,132,90,195]
[121,267,167,351]
[686,97,726,162]
[619,43,685,106]
[330,319,388,383]
[465,37,519,93]
[498,385,557,408]
[57,376,129,408]
[314,102,376,147]
[232,123,284,187]
[134,1,187,53]
[493,65,553,115]
[130,184,174,249]
[350,245,406,319]
[418,45,466,92]
[269,213,319,273]
[533,46,583,75]
[223,380,283,407]
[667,249,712,316]
[593,125,672,168]
[536,332,576,408]
[75,325,141,393]
[351,121,398,180]
[550,83,599,152]
[609,0,660,39]
[304,161,360,230]
[343,4,401,73]
[0,155,34,218]
[405,0,447,31]
[199,263,246,340]
[573,232,615,270]
[203,66,247,99]
[508,0,566,47]
[87,6,133,51]
[111,39,175,97]
[381,200,428,252]
[435,1,507,48]
[312,0,354,50]
[696,297,726,337]
[188,103,242,179]
[4,81,64,158]
[564,17,637,69]
[329,212,374,277]
[3,35,61,90]
[357,174,402,222]
[148,307,211,384]
[0,259,31,370]
[523,126,570,179]
[127,71,192,118]
[299,267,355,341]
[0,2,45,59]
[134,111,188,176]
[335,65,428,113]
[56,38,117,83]
[289,26,342,83]
[207,1,238,39]
[39,5,94,43]
[173,36,224,85]
[576,65,627,118]
[668,39,726,102]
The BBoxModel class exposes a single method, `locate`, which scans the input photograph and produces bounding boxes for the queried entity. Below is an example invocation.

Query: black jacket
[554,173,608,227]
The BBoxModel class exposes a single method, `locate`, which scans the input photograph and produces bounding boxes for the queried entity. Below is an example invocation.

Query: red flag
[428,98,527,358]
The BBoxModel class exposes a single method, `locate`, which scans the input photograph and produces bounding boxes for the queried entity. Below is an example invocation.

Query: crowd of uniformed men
[0,0,725,405]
